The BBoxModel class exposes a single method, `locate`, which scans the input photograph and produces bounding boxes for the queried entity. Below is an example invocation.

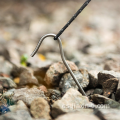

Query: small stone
[59,70,89,95]
[91,94,120,109]
[0,105,10,115]
[93,88,103,95]
[3,87,47,106]
[19,70,39,86]
[98,71,119,97]
[38,85,48,93]
[9,100,28,112]
[0,57,13,75]
[98,70,120,85]
[104,60,120,72]
[34,65,50,85]
[0,73,10,78]
[11,65,39,86]
[0,77,17,89]
[11,65,27,78]
[94,109,120,120]
[51,88,94,118]
[111,93,115,100]
[88,70,99,88]
[115,89,120,101]
[3,88,15,98]
[102,78,118,97]
[86,89,94,96]
[9,48,21,65]
[46,89,61,101]
[0,85,3,93]
[30,97,51,119]
[44,61,78,87]
[0,110,33,120]
[55,112,100,120]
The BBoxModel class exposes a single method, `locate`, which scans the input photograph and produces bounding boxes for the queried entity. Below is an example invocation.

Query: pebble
[88,70,99,88]
[9,100,28,112]
[34,65,50,85]
[0,57,13,75]
[115,89,120,101]
[111,93,115,100]
[30,97,51,119]
[91,94,120,109]
[44,61,78,87]
[93,88,103,95]
[19,69,39,86]
[51,88,94,118]
[59,70,89,95]
[0,105,10,115]
[3,87,47,106]
[11,65,28,78]
[11,65,39,86]
[46,89,61,101]
[0,110,33,120]
[86,89,94,96]
[0,77,17,90]
[94,109,120,120]
[102,78,118,97]
[104,60,120,72]
[98,70,120,84]
[38,85,48,93]
[98,70,119,97]
[55,112,100,120]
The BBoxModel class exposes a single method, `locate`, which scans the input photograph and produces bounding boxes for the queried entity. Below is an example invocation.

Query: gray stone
[11,65,28,78]
[33,119,48,120]
[3,88,15,98]
[0,77,17,89]
[9,100,28,112]
[33,65,50,85]
[46,89,61,101]
[104,60,120,72]
[98,70,120,84]
[44,61,78,87]
[30,97,51,119]
[111,93,115,100]
[3,87,47,106]
[115,89,120,101]
[0,56,13,75]
[0,110,32,120]
[55,112,100,120]
[86,89,94,96]
[91,94,120,109]
[19,69,39,86]
[94,109,120,120]
[98,70,119,97]
[51,88,94,118]
[11,65,39,86]
[88,70,99,88]
[102,78,118,97]
[93,88,103,95]
[59,70,89,95]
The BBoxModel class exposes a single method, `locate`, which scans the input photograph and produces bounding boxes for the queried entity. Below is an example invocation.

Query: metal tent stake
[31,34,86,96]
[31,0,91,96]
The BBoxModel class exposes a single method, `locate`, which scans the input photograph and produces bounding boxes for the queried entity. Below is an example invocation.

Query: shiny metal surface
[31,33,86,96]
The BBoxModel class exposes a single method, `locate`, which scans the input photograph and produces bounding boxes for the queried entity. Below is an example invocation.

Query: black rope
[54,0,91,40]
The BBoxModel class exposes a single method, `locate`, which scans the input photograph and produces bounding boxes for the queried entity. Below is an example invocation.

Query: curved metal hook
[31,33,86,96]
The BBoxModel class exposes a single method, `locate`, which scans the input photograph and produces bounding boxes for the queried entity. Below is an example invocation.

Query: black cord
[54,0,91,40]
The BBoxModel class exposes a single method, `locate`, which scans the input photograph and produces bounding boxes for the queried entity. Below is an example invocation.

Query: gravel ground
[0,0,120,120]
